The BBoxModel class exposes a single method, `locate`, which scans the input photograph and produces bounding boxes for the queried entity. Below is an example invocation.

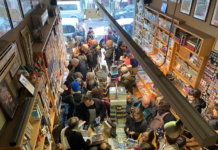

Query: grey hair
[73,72,83,80]
[82,44,89,51]
[92,40,98,46]
[72,58,79,64]
[87,72,95,85]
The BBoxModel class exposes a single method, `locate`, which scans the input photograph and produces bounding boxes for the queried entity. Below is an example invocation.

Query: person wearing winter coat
[125,107,147,140]
[208,106,218,130]
[131,95,158,126]
[187,88,206,113]
[103,40,114,71]
[157,98,176,124]
[115,41,126,61]
[86,72,98,91]
[90,40,101,69]
[118,66,135,94]
[76,48,88,69]
[126,93,135,115]
[87,27,95,40]
[71,58,87,81]
[82,44,93,72]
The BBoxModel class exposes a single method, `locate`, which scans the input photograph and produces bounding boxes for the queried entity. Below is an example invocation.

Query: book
[92,134,105,143]
[108,138,121,150]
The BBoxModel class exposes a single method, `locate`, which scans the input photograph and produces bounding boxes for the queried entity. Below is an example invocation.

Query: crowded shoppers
[119,66,135,94]
[103,40,114,71]
[78,93,105,124]
[125,107,147,140]
[131,95,157,126]
[71,58,87,81]
[137,129,157,148]
[61,117,91,150]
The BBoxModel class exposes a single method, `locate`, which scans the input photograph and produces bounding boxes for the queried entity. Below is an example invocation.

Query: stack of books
[96,65,109,97]
[109,87,116,100]
[30,98,43,122]
[22,141,32,150]
[23,122,33,141]
[117,87,127,100]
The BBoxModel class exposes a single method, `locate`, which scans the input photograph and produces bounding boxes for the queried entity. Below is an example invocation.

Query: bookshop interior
[1,0,218,150]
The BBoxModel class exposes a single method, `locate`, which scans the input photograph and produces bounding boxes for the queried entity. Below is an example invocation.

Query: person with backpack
[125,107,147,140]
[103,40,114,71]
[131,95,157,126]
[149,98,176,132]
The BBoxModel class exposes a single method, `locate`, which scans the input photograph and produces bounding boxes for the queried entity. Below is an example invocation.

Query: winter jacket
[186,97,206,114]
[91,45,101,66]
[85,51,93,70]
[78,98,106,123]
[125,115,147,140]
[115,47,124,61]
[105,47,114,62]
[127,24,133,37]
[74,62,87,81]
[132,97,158,126]
[157,110,176,124]
[209,117,218,130]
[158,137,179,150]
[87,81,98,91]
[77,53,88,69]
[126,97,135,115]
[62,90,75,119]
[108,34,113,41]
[67,131,90,150]
[120,75,135,94]
[130,58,139,68]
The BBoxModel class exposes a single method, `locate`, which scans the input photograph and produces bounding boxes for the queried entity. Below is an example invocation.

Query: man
[75,47,88,69]
[82,44,93,72]
[127,22,133,37]
[103,40,113,71]
[158,120,183,150]
[131,95,157,126]
[61,117,91,150]
[90,40,101,69]
[78,93,106,124]
[87,27,95,40]
[118,66,135,94]
[71,58,87,81]
[126,93,135,115]
[115,41,126,61]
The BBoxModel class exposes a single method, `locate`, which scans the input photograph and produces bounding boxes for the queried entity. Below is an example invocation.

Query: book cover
[92,134,105,143]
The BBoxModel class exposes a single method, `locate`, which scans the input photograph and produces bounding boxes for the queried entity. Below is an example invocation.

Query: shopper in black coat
[71,58,87,81]
[86,72,98,91]
[115,41,125,61]
[125,107,147,140]
[78,94,106,124]
[61,117,90,150]
[157,98,176,124]
[187,88,206,113]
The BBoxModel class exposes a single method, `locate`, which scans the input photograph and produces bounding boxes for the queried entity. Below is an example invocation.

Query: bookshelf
[133,6,215,96]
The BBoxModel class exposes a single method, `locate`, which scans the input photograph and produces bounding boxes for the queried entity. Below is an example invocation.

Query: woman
[125,107,147,140]
[124,53,130,65]
[91,87,102,100]
[187,88,206,113]
[137,129,157,149]
[86,72,98,91]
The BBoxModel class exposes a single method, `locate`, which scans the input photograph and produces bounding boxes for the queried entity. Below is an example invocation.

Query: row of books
[22,141,32,150]
[144,20,155,34]
[23,122,33,141]
[144,31,154,44]
[31,97,44,122]
[144,9,157,23]
[159,17,176,33]
[155,40,171,55]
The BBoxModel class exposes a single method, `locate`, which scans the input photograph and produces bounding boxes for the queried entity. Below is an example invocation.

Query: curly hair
[91,87,102,100]
[158,98,171,111]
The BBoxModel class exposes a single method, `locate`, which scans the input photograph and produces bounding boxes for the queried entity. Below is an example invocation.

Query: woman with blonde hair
[125,107,147,140]
[86,72,98,91]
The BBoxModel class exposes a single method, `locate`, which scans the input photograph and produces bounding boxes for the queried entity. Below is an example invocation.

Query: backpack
[149,112,169,132]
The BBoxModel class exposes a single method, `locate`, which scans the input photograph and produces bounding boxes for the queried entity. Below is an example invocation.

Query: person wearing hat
[71,81,82,116]
[118,66,135,94]
[157,120,183,150]
[87,27,95,40]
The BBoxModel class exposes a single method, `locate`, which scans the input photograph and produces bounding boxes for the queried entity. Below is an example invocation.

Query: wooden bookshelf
[35,136,46,150]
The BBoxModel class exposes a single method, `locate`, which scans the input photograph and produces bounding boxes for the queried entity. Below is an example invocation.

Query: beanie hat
[71,81,80,92]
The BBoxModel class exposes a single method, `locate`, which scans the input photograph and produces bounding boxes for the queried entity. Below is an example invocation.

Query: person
[71,58,87,81]
[61,117,91,150]
[85,37,92,48]
[176,136,186,150]
[91,87,102,100]
[125,107,147,140]
[137,129,157,149]
[208,105,218,130]
[78,93,106,124]
[86,72,98,91]
[131,95,158,126]
[87,27,95,40]
[91,40,101,69]
[187,88,206,113]
[103,40,114,71]
[126,92,136,115]
[127,22,134,37]
[73,72,83,80]
[82,44,93,72]
[115,41,125,61]
[156,98,176,124]
[118,66,135,94]
[73,41,82,58]
[124,53,131,65]
[113,31,119,44]
[75,47,88,69]
[71,81,82,116]
[129,54,139,76]
[99,143,112,150]
[108,30,113,41]
[75,78,87,95]
[140,143,156,150]
[78,27,85,42]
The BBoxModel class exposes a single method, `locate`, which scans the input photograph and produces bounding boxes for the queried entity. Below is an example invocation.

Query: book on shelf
[22,141,32,150]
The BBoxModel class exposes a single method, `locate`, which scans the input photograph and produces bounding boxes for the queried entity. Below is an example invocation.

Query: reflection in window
[32,0,40,8]
[20,0,32,16]
[6,0,23,28]
[0,0,11,38]
[63,25,75,33]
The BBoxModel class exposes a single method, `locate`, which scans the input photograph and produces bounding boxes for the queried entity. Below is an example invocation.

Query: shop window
[63,25,75,33]
[58,4,78,10]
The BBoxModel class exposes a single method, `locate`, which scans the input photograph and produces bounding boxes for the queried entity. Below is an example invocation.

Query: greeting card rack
[133,6,215,97]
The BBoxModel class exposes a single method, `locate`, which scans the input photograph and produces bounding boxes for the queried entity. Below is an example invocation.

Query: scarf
[122,72,130,78]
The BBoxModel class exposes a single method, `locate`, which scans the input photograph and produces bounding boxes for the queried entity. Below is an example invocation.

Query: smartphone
[95,118,100,124]
[157,128,162,137]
